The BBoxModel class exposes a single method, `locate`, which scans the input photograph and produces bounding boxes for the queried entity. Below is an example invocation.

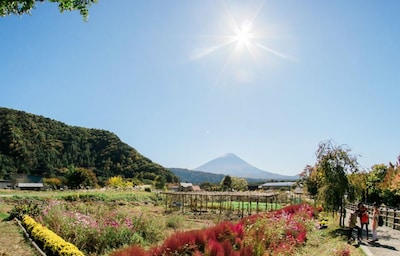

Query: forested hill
[0,107,176,185]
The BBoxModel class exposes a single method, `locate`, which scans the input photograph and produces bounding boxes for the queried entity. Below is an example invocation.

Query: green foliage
[200,181,221,191]
[153,175,166,190]
[6,200,41,220]
[302,140,359,212]
[170,168,226,184]
[347,171,368,202]
[221,175,232,191]
[43,177,62,188]
[366,164,386,203]
[365,159,400,207]
[0,0,97,20]
[301,165,319,198]
[65,166,98,188]
[61,193,106,202]
[231,177,248,191]
[0,107,177,186]
[165,215,184,229]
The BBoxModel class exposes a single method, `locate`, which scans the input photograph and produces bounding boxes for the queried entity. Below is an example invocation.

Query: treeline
[169,168,226,184]
[302,140,400,210]
[0,107,177,187]
[347,160,400,207]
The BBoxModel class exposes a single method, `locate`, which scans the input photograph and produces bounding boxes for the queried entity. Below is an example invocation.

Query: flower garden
[2,190,362,256]
[111,204,315,256]
[18,200,316,255]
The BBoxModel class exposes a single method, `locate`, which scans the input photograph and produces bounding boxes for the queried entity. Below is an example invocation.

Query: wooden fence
[161,191,280,218]
[347,202,400,231]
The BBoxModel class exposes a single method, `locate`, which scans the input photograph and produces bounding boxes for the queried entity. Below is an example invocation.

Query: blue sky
[1,0,399,176]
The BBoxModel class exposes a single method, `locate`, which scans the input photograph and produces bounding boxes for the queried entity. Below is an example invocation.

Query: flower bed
[22,215,84,256]
[34,201,164,255]
[111,203,316,256]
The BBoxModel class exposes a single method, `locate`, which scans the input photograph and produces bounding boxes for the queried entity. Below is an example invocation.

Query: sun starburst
[191,15,288,62]
[189,2,292,84]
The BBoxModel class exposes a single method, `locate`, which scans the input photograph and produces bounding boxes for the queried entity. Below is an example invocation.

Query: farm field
[0,189,366,256]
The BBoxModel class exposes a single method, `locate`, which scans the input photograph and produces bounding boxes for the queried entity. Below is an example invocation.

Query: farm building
[259,181,296,190]
[12,174,44,190]
[0,180,12,189]
[179,182,193,191]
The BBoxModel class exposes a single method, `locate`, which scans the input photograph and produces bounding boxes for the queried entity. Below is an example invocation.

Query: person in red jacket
[358,203,369,240]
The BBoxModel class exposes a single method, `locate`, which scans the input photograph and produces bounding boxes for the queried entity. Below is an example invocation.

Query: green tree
[65,166,98,189]
[43,177,62,189]
[199,182,212,191]
[0,0,97,20]
[153,175,166,190]
[380,158,400,206]
[306,140,359,226]
[199,182,220,191]
[221,175,232,191]
[231,177,248,191]
[0,107,177,187]
[366,164,387,204]
[347,171,368,202]
[300,164,319,200]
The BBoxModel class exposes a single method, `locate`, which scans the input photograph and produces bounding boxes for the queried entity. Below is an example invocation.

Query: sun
[234,19,253,47]
[189,6,291,63]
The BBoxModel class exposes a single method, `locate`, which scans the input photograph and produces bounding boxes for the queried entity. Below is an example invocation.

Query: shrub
[166,215,184,229]
[7,200,41,220]
[22,215,84,256]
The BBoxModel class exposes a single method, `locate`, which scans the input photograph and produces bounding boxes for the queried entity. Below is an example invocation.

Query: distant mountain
[169,167,281,185]
[169,168,225,184]
[195,153,298,180]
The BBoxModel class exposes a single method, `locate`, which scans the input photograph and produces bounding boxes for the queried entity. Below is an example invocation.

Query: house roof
[259,182,296,188]
[180,182,193,188]
[17,183,44,188]
[192,185,201,191]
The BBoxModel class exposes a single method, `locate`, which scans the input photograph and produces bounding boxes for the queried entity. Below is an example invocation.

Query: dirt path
[0,219,38,256]
[0,199,38,256]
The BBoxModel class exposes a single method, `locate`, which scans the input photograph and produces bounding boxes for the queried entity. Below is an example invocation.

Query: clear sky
[1,1,399,176]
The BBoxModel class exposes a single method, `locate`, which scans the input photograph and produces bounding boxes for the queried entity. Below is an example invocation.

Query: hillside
[195,153,299,180]
[169,168,226,184]
[169,168,283,185]
[0,107,176,185]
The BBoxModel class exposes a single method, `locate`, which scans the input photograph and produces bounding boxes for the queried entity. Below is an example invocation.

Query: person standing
[371,202,380,242]
[358,203,369,240]
[348,210,362,244]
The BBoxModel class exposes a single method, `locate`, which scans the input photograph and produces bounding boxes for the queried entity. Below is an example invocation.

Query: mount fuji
[194,153,298,180]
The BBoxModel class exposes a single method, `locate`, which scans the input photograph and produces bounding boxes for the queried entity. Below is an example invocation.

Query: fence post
[394,210,397,230]
[386,207,389,227]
